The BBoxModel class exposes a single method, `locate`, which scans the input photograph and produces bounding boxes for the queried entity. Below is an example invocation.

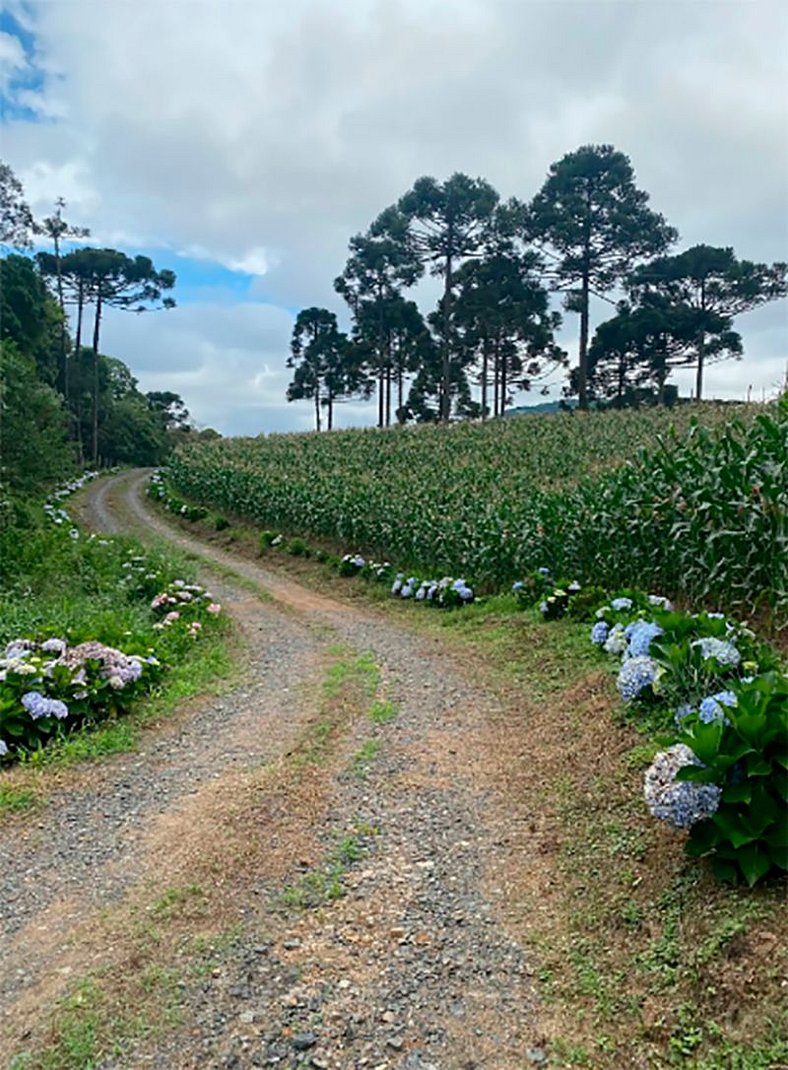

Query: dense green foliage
[164,401,784,620]
[1,162,193,491]
[0,488,224,760]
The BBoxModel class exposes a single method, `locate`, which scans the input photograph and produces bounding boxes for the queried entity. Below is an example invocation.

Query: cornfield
[165,401,786,623]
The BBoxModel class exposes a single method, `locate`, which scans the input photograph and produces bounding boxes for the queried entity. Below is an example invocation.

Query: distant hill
[504,400,577,416]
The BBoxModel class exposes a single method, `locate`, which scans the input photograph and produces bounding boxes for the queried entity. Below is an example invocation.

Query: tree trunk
[481,339,489,420]
[91,289,103,464]
[74,281,84,362]
[695,277,707,401]
[695,333,706,400]
[385,364,392,427]
[53,231,69,399]
[500,346,508,417]
[657,370,667,406]
[327,391,333,431]
[493,339,500,417]
[314,388,321,432]
[577,269,590,410]
[441,254,452,422]
[377,297,385,428]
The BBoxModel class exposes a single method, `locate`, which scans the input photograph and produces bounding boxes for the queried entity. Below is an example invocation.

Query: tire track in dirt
[3,471,552,1070]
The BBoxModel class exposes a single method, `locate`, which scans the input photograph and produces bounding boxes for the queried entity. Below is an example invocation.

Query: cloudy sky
[2,0,786,434]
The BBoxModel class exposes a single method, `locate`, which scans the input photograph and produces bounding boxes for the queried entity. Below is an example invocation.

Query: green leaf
[711,810,758,849]
[721,782,752,804]
[734,843,773,887]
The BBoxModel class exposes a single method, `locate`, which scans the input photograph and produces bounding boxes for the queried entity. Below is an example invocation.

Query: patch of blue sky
[163,252,267,305]
[0,6,45,123]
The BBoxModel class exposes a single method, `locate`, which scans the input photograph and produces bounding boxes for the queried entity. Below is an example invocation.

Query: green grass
[0,783,40,813]
[369,698,398,723]
[322,647,379,699]
[350,738,381,777]
[278,826,377,910]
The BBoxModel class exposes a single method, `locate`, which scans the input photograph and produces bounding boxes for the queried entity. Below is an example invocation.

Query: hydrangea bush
[590,590,787,886]
[1,480,224,762]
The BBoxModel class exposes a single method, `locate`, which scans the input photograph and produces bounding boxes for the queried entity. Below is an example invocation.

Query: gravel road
[1,471,548,1069]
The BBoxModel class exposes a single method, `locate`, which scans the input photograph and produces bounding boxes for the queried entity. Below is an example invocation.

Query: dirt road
[1,471,554,1069]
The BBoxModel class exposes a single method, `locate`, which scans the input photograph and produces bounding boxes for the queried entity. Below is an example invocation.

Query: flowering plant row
[0,637,161,756]
[259,529,478,609]
[0,549,223,759]
[1,475,224,762]
[587,594,786,887]
[148,471,208,522]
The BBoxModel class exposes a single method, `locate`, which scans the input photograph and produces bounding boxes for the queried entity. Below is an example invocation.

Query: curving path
[1,471,549,1070]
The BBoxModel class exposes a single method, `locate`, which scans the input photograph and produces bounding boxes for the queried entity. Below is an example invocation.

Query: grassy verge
[427,611,788,1068]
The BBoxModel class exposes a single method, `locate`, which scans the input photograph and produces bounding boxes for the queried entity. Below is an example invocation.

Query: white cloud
[1,0,786,431]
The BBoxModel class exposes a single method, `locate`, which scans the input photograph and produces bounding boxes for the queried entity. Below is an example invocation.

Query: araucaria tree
[53,248,176,463]
[628,245,788,399]
[453,245,565,418]
[335,208,422,426]
[390,173,500,421]
[587,295,740,406]
[35,199,90,397]
[528,145,677,409]
[287,308,356,431]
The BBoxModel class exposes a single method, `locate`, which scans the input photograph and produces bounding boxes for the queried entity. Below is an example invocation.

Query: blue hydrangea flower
[21,691,69,720]
[692,637,740,668]
[590,621,609,645]
[627,621,664,657]
[611,597,633,612]
[674,703,696,726]
[537,567,550,576]
[0,739,8,757]
[41,638,67,655]
[617,655,658,701]
[511,581,524,591]
[698,690,737,725]
[644,744,722,829]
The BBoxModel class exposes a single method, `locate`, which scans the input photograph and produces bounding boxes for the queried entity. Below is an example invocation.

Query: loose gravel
[2,472,548,1069]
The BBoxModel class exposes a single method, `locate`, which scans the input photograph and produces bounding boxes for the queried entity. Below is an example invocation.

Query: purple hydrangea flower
[644,744,721,829]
